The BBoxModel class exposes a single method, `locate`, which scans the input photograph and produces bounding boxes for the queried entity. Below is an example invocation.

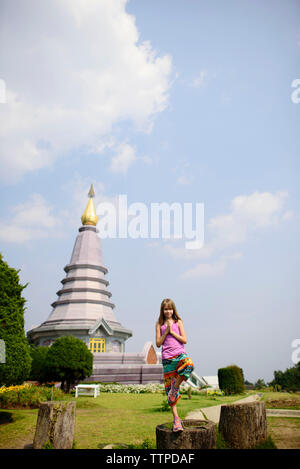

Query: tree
[270,362,300,392]
[0,253,32,385]
[45,336,93,392]
[29,345,50,383]
[254,379,266,389]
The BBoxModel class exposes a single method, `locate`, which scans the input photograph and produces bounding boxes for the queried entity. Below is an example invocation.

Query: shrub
[0,384,65,408]
[159,399,170,412]
[45,336,93,393]
[218,365,245,395]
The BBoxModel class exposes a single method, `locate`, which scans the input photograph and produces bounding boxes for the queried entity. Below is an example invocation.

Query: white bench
[75,384,100,398]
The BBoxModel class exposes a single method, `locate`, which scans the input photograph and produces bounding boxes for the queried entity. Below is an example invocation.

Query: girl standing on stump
[156,298,194,432]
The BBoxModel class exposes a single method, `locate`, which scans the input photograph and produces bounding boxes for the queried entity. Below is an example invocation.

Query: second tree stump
[156,419,216,449]
[219,401,267,449]
[33,401,76,449]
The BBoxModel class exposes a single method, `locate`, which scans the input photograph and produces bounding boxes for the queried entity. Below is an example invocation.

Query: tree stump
[156,419,216,449]
[33,401,76,449]
[219,401,267,449]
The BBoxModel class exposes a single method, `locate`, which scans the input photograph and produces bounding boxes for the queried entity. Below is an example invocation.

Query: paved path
[185,394,300,423]
[266,409,300,418]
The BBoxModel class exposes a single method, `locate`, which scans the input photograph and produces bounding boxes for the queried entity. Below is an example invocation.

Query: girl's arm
[156,322,170,348]
[169,320,187,344]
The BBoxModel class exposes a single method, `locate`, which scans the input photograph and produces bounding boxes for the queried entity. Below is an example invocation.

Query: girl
[156,298,194,432]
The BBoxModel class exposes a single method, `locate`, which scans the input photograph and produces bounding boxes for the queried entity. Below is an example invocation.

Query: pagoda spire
[81,184,98,226]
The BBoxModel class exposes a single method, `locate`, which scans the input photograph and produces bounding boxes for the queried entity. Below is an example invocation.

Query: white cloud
[282,210,293,221]
[164,190,290,277]
[0,0,172,182]
[181,252,243,279]
[0,194,60,243]
[192,70,208,88]
[110,142,136,174]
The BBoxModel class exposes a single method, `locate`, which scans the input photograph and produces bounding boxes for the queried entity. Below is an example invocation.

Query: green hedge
[218,365,245,395]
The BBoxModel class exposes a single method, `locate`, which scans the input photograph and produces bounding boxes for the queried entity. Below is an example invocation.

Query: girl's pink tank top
[160,321,186,360]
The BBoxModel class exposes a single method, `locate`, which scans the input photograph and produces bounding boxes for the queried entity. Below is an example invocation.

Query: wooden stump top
[156,419,217,449]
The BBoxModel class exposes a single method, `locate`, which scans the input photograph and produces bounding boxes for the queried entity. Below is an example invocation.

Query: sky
[0,0,299,384]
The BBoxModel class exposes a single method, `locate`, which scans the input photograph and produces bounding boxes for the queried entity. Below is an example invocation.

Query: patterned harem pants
[162,353,194,407]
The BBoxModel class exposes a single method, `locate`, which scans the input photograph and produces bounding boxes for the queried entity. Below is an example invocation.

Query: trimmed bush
[218,365,245,395]
[45,336,93,393]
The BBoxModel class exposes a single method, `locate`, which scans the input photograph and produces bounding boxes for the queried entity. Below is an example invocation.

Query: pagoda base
[84,343,164,385]
[86,363,164,385]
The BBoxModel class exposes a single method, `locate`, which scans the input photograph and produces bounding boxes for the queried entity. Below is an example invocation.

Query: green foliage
[113,438,156,449]
[216,426,231,449]
[0,254,32,386]
[42,440,54,449]
[270,362,300,392]
[254,435,277,449]
[159,399,170,412]
[140,438,156,449]
[218,365,245,395]
[29,346,50,383]
[45,336,93,393]
[254,378,266,389]
[0,384,65,409]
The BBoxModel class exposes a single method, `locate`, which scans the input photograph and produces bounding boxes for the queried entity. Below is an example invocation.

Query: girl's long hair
[157,298,182,326]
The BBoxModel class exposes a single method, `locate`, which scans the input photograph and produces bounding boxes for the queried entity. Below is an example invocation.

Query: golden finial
[81,184,98,226]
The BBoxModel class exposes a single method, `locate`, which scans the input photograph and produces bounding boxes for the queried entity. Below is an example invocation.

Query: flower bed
[206,388,225,396]
[0,384,65,409]
[79,382,204,395]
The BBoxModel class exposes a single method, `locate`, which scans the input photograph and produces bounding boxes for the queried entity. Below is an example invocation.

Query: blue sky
[0,0,299,383]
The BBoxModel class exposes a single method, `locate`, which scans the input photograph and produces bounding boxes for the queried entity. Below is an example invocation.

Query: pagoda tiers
[27,185,133,354]
[27,185,164,384]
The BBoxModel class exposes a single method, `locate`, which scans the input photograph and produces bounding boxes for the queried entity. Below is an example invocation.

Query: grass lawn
[258,391,300,410]
[0,409,37,449]
[1,390,299,449]
[267,417,300,449]
[0,391,247,449]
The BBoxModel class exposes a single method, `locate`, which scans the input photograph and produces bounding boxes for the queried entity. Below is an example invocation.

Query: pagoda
[28,185,163,384]
[27,185,133,353]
